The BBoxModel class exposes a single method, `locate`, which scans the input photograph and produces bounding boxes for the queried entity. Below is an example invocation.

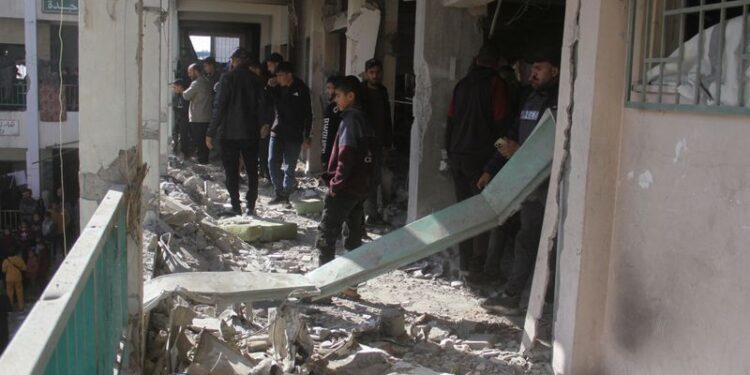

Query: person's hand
[206,136,214,150]
[476,172,492,190]
[499,139,520,159]
[303,138,312,150]
[267,77,278,87]
[329,189,336,197]
[260,125,270,139]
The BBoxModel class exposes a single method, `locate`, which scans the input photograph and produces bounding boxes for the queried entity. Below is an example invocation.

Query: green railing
[0,187,130,374]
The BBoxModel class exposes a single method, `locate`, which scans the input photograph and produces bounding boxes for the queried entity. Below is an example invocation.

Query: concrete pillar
[382,0,398,120]
[24,0,40,197]
[552,1,627,374]
[140,0,166,211]
[79,0,146,370]
[304,0,326,174]
[407,0,482,222]
[344,0,381,77]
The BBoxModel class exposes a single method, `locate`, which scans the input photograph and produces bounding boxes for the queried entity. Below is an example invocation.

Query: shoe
[245,208,256,217]
[269,196,289,205]
[365,215,388,226]
[481,292,523,316]
[221,205,242,217]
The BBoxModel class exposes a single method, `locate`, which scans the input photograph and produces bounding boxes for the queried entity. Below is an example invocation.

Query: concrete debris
[141,158,552,374]
[190,332,256,375]
[269,298,314,372]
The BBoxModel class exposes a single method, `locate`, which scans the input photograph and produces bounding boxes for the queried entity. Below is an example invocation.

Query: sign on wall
[0,120,20,136]
[42,0,79,15]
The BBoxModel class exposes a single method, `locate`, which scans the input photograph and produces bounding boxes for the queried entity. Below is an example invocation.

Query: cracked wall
[407,0,482,222]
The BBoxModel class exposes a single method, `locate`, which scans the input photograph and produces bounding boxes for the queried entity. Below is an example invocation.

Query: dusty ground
[143,156,553,375]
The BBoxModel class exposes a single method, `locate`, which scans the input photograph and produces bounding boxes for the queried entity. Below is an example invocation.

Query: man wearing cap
[183,63,213,164]
[207,48,269,216]
[170,78,190,155]
[480,48,560,315]
[266,62,313,205]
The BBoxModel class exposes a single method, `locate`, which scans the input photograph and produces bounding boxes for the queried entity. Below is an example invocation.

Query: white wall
[177,0,288,48]
[0,111,79,148]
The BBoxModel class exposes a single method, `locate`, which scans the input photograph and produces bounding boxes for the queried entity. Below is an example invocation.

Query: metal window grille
[626,0,750,115]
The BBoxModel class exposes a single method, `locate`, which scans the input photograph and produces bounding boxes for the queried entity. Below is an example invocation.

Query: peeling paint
[638,170,654,189]
[673,138,687,163]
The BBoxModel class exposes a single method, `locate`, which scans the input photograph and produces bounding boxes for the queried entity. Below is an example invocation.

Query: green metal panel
[41,0,78,15]
[306,111,556,298]
[0,188,129,374]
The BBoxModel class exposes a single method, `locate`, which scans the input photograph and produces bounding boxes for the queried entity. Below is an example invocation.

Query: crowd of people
[0,187,73,353]
[171,43,558,313]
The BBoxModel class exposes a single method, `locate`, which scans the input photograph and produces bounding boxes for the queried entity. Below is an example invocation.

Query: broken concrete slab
[221,220,298,242]
[269,299,314,372]
[293,198,324,215]
[326,346,393,375]
[191,333,255,375]
[143,272,318,312]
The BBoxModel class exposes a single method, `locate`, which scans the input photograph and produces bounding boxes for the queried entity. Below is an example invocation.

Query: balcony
[0,82,80,112]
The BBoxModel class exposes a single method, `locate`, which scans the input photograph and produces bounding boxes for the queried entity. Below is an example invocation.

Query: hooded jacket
[323,107,376,200]
[446,66,511,163]
[268,78,313,143]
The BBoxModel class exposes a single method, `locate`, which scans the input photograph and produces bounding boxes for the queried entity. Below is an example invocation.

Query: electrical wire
[57,2,68,256]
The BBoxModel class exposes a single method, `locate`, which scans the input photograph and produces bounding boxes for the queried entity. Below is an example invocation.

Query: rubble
[141,158,553,374]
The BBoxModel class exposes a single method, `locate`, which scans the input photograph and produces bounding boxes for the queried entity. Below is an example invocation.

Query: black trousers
[485,213,521,279]
[189,122,210,163]
[258,136,271,179]
[449,156,491,273]
[221,139,259,210]
[316,193,366,265]
[504,199,545,296]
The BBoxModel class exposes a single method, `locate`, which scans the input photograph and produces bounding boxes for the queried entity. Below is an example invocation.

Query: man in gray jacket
[183,63,213,163]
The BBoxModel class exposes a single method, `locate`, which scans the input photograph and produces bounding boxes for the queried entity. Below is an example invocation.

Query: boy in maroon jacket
[316,76,376,266]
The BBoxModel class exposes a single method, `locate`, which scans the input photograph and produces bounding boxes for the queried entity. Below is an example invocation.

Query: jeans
[268,137,302,197]
[189,122,209,163]
[221,139,259,210]
[316,193,366,265]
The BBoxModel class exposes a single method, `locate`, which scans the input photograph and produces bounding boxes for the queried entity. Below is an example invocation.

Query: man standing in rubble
[258,53,284,183]
[206,48,269,216]
[266,62,313,205]
[183,63,213,164]
[445,44,512,281]
[361,59,393,226]
[481,48,560,315]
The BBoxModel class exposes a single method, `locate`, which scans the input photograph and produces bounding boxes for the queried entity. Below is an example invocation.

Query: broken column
[407,1,483,222]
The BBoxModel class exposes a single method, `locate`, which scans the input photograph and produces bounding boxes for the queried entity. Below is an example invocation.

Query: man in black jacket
[206,48,269,216]
[481,49,560,315]
[446,45,512,279]
[266,62,313,205]
[361,59,393,225]
[321,75,343,167]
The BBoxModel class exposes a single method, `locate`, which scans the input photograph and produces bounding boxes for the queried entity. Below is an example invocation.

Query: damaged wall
[554,0,750,374]
[407,0,482,221]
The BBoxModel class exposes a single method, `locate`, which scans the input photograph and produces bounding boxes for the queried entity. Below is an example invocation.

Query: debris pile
[142,157,552,374]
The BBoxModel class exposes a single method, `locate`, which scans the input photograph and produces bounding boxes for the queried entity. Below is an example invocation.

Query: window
[189,34,240,63]
[626,0,750,114]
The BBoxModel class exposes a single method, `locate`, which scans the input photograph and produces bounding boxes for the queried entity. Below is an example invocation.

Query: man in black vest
[481,49,560,315]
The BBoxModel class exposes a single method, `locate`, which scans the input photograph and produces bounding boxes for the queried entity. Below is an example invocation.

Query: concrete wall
[407,0,482,221]
[600,108,750,374]
[553,0,750,374]
[0,112,79,148]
